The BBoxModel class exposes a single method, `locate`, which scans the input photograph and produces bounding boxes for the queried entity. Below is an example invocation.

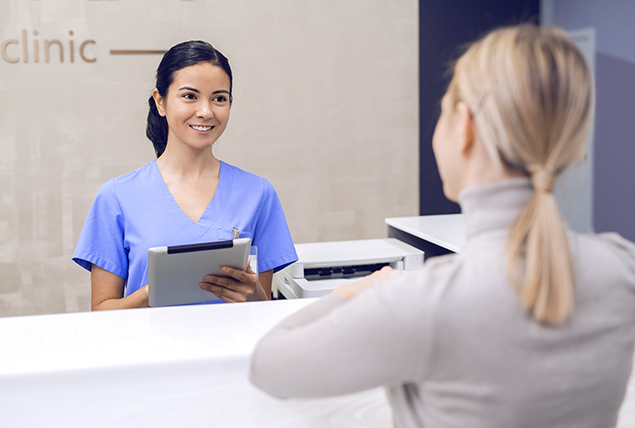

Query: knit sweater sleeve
[249,269,437,398]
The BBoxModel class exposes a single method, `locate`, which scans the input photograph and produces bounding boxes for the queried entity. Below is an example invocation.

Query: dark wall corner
[418,0,540,215]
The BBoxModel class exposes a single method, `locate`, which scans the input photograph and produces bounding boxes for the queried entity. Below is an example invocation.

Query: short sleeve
[72,179,129,279]
[252,179,298,273]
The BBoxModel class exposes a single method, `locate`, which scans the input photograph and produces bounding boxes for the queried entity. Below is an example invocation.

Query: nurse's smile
[190,125,214,133]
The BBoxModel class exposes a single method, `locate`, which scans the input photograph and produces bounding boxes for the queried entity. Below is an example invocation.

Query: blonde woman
[249,24,635,427]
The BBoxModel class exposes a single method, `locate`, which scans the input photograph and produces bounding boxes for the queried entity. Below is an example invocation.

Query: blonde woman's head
[447,24,593,189]
[445,24,594,325]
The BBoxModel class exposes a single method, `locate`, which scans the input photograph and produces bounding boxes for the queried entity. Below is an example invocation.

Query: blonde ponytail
[449,25,593,325]
[508,174,574,324]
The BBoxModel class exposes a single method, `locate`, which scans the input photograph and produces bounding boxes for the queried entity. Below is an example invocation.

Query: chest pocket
[216,228,254,242]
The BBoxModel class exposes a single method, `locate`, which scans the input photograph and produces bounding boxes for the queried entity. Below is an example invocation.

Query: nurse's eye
[182,93,197,100]
[213,95,228,103]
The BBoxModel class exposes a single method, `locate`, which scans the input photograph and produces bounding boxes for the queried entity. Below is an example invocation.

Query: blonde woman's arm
[249,270,427,398]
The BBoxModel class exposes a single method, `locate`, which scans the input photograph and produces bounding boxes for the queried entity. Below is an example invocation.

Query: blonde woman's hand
[199,260,268,303]
[331,266,402,300]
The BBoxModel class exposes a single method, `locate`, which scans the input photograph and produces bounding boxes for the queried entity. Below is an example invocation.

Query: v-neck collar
[152,160,233,241]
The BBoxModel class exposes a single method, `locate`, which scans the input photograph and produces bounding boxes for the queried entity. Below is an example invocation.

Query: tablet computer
[148,238,251,307]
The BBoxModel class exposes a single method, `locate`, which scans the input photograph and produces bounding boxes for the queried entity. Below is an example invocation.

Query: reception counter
[1,286,634,427]
[386,214,465,258]
[0,299,390,428]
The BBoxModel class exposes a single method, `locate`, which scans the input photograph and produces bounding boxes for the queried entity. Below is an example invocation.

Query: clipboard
[148,238,251,307]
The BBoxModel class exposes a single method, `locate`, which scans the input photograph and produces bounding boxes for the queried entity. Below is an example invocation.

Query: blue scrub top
[72,160,298,297]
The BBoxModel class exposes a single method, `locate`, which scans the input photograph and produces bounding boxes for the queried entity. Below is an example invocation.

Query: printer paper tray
[303,262,391,281]
[276,271,358,299]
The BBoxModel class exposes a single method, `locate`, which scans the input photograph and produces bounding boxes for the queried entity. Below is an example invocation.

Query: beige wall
[0,0,418,317]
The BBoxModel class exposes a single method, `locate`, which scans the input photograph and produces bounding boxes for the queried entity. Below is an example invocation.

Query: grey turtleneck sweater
[250,178,635,428]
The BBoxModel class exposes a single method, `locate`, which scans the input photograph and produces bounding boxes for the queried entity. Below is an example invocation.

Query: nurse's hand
[331,266,402,300]
[199,261,269,303]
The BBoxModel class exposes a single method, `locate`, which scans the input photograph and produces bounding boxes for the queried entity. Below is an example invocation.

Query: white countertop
[0,300,390,428]
[1,282,634,428]
[386,214,465,253]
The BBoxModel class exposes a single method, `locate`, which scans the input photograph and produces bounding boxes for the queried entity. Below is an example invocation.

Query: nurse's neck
[157,142,220,181]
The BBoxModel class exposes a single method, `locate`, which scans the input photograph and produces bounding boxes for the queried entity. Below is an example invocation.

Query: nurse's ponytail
[448,25,593,325]
[145,40,233,158]
[146,96,168,157]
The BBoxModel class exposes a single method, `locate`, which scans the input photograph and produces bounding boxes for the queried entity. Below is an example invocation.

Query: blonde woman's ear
[152,88,166,117]
[456,101,475,155]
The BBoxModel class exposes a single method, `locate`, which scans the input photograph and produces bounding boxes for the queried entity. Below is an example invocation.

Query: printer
[274,238,425,299]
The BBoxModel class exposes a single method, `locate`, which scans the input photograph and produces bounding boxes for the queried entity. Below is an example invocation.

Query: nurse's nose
[197,100,214,119]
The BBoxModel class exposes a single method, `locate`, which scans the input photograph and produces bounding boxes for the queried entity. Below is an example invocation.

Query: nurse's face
[153,62,231,153]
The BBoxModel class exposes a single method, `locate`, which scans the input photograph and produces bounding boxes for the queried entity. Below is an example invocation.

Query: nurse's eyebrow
[177,86,200,93]
[177,87,230,96]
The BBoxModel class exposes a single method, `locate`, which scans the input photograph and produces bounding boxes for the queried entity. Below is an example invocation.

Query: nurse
[73,40,298,310]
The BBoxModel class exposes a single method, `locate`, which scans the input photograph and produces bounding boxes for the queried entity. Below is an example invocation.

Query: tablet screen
[148,238,251,307]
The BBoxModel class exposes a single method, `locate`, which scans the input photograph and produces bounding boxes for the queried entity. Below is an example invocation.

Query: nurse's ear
[152,88,166,117]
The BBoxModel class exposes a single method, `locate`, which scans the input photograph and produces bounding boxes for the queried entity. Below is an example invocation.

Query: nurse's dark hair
[146,40,233,158]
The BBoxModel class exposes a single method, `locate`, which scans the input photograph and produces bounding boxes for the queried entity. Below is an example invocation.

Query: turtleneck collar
[457,178,533,241]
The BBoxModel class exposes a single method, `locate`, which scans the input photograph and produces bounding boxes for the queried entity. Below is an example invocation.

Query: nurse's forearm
[93,286,149,310]
[259,269,273,299]
[91,264,149,310]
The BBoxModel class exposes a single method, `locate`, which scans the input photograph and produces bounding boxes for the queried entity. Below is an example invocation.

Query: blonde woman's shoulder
[592,232,635,255]
[578,232,635,278]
